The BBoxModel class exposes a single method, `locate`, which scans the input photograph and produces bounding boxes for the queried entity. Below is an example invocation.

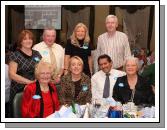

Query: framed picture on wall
[24,5,61,29]
[2,1,163,128]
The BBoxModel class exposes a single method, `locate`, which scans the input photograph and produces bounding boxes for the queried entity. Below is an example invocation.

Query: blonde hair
[69,56,84,69]
[70,23,90,47]
[35,60,53,79]
[124,56,140,72]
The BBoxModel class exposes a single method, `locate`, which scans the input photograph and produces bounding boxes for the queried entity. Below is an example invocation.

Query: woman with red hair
[8,30,42,117]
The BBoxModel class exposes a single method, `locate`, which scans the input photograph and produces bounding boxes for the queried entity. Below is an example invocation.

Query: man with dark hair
[91,54,126,101]
[97,54,112,65]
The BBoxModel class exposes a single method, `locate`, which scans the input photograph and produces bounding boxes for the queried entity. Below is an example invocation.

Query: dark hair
[97,54,112,65]
[5,51,11,64]
[17,30,35,48]
[5,44,12,64]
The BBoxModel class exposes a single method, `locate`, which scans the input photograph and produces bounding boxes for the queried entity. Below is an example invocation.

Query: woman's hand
[64,69,69,75]
[52,74,61,84]
[55,76,61,84]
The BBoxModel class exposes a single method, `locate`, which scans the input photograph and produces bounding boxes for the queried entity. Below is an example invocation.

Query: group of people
[5,14,155,118]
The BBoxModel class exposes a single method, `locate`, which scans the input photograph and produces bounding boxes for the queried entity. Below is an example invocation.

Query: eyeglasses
[40,72,51,76]
[126,65,137,67]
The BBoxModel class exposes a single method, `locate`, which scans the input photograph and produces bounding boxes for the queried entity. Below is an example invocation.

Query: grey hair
[124,56,140,71]
[42,27,56,39]
[105,15,118,23]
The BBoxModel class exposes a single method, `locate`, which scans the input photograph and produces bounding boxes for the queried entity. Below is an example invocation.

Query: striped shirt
[96,31,131,69]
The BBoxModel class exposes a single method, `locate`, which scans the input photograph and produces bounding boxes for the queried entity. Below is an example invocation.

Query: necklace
[80,43,88,49]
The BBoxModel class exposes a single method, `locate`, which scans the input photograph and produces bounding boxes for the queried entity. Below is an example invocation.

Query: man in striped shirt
[96,15,131,71]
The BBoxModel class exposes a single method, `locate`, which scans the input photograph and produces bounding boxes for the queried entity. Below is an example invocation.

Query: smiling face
[125,60,138,75]
[21,34,33,49]
[35,61,52,85]
[75,26,86,40]
[70,58,83,75]
[43,29,56,47]
[38,66,52,85]
[98,58,112,74]
[105,16,118,34]
[18,30,34,49]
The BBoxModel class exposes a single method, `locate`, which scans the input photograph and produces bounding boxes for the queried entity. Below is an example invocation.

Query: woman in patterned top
[8,30,42,117]
[60,56,92,105]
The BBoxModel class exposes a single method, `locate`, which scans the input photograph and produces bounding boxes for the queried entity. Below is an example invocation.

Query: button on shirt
[91,69,126,100]
[33,41,64,72]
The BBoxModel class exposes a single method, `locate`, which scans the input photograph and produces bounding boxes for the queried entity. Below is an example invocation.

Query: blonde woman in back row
[64,23,93,77]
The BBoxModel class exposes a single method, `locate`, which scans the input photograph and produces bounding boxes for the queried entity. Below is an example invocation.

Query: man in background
[33,28,64,83]
[96,15,131,71]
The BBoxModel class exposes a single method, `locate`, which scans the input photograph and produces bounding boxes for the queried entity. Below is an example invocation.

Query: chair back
[13,92,23,118]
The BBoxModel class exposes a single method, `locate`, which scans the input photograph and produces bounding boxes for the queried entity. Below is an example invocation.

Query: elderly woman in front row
[21,61,60,118]
[112,56,155,106]
[60,56,92,105]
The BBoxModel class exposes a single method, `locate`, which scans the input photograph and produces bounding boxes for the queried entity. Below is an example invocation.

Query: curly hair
[35,60,53,79]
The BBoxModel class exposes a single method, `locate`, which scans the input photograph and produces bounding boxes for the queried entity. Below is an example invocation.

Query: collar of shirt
[100,69,123,80]
[106,31,117,38]
[100,69,115,77]
[42,41,57,49]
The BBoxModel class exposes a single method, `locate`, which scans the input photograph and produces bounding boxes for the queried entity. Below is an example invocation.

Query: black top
[8,49,42,117]
[112,75,155,106]
[73,79,82,99]
[65,39,92,76]
[9,49,42,91]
